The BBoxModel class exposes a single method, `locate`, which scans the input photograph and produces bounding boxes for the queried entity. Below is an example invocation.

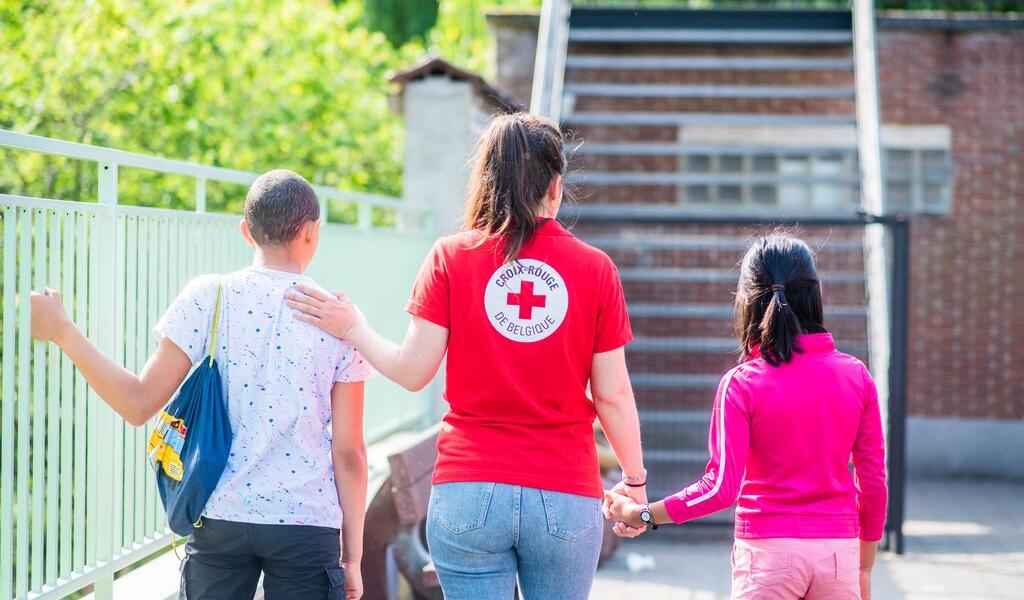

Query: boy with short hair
[31,169,370,600]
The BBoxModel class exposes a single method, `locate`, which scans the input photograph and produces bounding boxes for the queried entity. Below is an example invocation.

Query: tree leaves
[0,0,541,210]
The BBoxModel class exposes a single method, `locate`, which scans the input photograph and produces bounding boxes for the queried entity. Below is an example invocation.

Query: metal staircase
[534,3,887,510]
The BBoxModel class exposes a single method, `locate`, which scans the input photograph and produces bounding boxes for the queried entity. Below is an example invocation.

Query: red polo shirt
[406,219,632,498]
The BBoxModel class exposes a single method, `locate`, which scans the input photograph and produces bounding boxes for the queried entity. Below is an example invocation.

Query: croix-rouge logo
[484,259,569,343]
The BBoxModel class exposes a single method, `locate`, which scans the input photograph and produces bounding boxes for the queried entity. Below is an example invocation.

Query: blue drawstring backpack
[147,283,233,536]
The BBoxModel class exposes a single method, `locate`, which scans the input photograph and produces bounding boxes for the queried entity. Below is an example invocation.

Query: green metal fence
[0,130,437,600]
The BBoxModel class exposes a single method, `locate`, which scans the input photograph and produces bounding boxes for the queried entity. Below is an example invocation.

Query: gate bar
[561,205,910,554]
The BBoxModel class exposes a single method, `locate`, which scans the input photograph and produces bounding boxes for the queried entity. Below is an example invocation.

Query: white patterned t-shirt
[154,266,375,528]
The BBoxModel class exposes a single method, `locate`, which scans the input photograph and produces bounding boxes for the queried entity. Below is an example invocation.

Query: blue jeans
[426,482,603,600]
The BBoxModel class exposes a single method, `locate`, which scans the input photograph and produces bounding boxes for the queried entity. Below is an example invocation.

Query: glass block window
[884,147,953,213]
[676,146,952,214]
[678,151,859,209]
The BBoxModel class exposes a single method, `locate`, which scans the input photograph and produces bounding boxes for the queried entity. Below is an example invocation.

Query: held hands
[30,288,73,344]
[285,284,366,340]
[603,486,647,539]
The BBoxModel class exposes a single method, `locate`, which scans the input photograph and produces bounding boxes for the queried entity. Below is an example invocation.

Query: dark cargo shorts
[178,518,345,600]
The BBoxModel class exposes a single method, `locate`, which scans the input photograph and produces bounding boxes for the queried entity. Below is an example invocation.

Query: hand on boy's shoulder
[285,284,367,341]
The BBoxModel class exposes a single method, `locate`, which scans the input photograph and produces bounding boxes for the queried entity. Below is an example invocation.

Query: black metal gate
[564,205,909,554]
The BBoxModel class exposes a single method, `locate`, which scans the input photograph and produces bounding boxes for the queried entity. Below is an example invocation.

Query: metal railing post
[531,0,571,120]
[195,177,207,214]
[94,161,118,599]
[886,217,910,555]
[852,0,903,555]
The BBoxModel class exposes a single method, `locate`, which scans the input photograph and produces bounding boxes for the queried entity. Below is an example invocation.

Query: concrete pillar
[392,58,522,234]
[486,12,541,109]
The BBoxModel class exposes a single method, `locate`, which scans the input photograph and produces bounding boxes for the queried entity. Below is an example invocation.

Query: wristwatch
[639,505,657,531]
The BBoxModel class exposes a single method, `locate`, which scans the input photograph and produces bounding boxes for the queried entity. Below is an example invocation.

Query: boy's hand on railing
[341,559,363,600]
[30,288,74,344]
[286,284,366,340]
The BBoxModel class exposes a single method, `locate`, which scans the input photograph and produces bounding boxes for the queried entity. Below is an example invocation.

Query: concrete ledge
[908,415,1024,480]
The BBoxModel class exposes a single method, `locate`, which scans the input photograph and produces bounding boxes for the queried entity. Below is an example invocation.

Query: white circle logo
[484,259,569,343]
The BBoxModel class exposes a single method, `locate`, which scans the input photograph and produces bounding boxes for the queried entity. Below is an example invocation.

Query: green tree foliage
[363,0,441,46]
[0,0,419,212]
[0,0,540,213]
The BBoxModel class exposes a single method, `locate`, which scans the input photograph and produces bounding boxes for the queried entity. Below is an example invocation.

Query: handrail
[852,0,895,551]
[852,1,885,217]
[530,0,571,120]
[0,129,431,217]
[0,132,438,600]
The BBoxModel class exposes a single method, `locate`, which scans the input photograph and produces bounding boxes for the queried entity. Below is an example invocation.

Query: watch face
[641,509,652,523]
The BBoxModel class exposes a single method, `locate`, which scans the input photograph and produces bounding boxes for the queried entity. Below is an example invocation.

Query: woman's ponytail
[736,233,827,366]
[463,113,567,264]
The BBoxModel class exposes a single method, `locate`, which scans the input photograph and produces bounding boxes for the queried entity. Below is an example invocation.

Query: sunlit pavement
[591,479,1024,600]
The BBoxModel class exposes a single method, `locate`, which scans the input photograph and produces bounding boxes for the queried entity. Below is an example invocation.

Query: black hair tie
[771,284,786,292]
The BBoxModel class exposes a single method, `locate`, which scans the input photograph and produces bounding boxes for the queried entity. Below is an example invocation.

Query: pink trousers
[731,537,861,600]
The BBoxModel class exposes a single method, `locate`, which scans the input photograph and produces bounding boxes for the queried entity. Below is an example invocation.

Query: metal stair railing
[531,0,572,121]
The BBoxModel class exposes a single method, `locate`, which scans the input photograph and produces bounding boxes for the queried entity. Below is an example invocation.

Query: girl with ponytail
[605,232,888,600]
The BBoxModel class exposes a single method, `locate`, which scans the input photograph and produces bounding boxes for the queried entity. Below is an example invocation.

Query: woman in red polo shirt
[287,113,647,599]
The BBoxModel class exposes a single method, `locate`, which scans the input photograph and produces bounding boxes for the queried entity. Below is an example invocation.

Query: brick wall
[877,25,1024,420]
[487,12,1024,422]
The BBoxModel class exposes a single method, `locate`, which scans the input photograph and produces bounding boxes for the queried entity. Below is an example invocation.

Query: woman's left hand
[603,489,646,537]
[286,284,365,340]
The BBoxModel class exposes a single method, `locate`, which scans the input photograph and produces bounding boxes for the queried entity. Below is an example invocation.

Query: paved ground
[591,478,1024,600]
[98,478,1023,599]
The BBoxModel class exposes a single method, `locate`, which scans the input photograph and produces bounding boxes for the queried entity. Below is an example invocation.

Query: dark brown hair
[736,232,827,366]
[245,169,320,246]
[463,113,567,263]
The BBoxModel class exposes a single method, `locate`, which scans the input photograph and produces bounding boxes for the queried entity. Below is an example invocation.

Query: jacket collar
[748,332,835,360]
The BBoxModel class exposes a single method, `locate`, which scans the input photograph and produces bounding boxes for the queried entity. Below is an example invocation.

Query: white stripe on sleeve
[685,367,736,508]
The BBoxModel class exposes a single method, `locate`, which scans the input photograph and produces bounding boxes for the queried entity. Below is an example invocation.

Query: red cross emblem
[507,281,547,320]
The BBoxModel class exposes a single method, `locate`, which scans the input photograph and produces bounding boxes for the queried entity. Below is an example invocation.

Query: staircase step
[563,112,856,126]
[596,244,865,273]
[571,171,859,186]
[566,55,854,71]
[630,302,866,318]
[575,142,857,157]
[644,449,710,462]
[632,336,736,353]
[641,410,713,451]
[561,203,867,224]
[570,7,852,31]
[632,373,721,389]
[569,28,853,45]
[566,83,855,100]
[619,267,864,284]
[628,342,869,370]
[622,276,867,306]
[641,409,710,424]
[583,234,862,252]
[631,314,868,343]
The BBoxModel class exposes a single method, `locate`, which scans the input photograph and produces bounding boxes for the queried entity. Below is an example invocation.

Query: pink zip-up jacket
[663,333,888,541]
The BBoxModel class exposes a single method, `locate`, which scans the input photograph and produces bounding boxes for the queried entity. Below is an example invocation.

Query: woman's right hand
[286,285,366,340]
[860,568,871,600]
